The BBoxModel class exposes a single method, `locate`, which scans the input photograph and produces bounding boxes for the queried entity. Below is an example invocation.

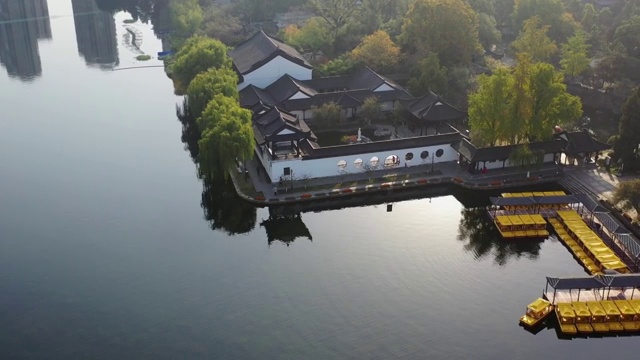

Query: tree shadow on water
[457,208,542,266]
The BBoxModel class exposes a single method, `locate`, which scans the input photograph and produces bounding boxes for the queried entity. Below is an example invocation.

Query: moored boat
[520,298,554,327]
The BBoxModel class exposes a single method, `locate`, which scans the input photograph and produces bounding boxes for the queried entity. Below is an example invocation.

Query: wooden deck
[545,288,640,304]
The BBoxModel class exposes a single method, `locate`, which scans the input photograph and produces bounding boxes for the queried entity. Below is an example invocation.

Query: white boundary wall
[265,144,458,182]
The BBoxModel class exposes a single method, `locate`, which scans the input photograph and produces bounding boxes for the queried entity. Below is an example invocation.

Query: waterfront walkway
[234,158,564,204]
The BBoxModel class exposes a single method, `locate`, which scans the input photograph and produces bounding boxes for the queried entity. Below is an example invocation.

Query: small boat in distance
[520,298,554,327]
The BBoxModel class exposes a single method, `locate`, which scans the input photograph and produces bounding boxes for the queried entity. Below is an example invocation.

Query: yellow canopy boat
[614,300,640,331]
[600,301,625,331]
[572,302,594,333]
[520,298,554,327]
[556,303,578,334]
[586,301,609,332]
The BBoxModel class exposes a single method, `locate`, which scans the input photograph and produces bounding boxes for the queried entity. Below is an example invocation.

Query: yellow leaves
[349,30,400,71]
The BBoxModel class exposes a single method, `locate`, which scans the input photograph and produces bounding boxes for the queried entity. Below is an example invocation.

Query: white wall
[476,153,557,170]
[268,143,458,182]
[238,56,312,89]
[374,83,394,92]
[289,91,310,100]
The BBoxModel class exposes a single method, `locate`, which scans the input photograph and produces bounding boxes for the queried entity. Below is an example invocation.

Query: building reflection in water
[0,0,51,81]
[261,210,312,247]
[457,208,542,266]
[71,0,118,69]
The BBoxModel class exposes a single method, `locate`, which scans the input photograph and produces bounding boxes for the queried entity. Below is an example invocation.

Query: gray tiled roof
[230,30,311,75]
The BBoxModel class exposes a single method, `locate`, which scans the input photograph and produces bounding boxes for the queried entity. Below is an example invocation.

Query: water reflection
[457,208,542,266]
[0,0,51,81]
[71,0,118,69]
[261,210,313,247]
[94,0,168,24]
[177,100,258,235]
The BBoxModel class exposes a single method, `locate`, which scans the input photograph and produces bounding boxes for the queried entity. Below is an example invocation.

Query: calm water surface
[0,1,637,359]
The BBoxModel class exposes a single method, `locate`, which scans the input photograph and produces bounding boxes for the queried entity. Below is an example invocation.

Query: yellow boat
[586,301,609,332]
[614,300,640,331]
[627,299,640,330]
[572,302,594,333]
[520,298,554,327]
[556,303,578,334]
[600,301,625,331]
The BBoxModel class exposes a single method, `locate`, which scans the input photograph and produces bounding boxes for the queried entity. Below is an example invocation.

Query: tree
[201,4,244,46]
[560,31,591,78]
[613,179,640,221]
[197,97,254,180]
[615,87,640,168]
[359,97,382,125]
[186,67,239,120]
[511,0,579,43]
[170,36,231,94]
[478,12,502,50]
[468,67,513,146]
[399,0,481,65]
[308,0,360,40]
[467,54,582,145]
[407,53,448,96]
[512,16,557,62]
[350,30,400,71]
[314,55,360,76]
[169,0,203,43]
[280,17,333,54]
[614,16,640,58]
[312,102,343,126]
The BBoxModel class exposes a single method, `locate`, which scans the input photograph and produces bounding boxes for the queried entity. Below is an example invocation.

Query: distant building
[0,0,51,81]
[71,0,118,69]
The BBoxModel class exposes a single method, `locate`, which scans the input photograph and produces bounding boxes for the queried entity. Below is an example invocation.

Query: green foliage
[359,97,382,125]
[613,179,640,220]
[399,0,481,65]
[197,96,254,180]
[170,36,231,94]
[169,0,203,42]
[560,31,591,78]
[468,55,582,146]
[280,17,333,54]
[136,54,151,61]
[349,30,400,72]
[312,102,343,126]
[408,53,448,96]
[511,0,578,43]
[512,16,557,62]
[314,55,360,76]
[615,87,640,168]
[478,12,502,50]
[594,51,640,83]
[308,0,361,40]
[468,67,513,146]
[508,144,543,168]
[614,16,640,58]
[201,5,244,46]
[187,67,239,120]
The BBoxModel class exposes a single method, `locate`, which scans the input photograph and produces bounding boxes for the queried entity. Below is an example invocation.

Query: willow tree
[170,36,231,94]
[187,67,239,120]
[197,97,254,180]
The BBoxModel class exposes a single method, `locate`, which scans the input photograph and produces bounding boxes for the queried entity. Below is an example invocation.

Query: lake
[0,1,637,359]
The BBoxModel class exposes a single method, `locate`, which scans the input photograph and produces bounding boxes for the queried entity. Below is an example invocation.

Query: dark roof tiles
[230,30,311,75]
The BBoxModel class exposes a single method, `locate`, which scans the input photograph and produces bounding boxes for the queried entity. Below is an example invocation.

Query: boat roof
[599,300,621,314]
[586,301,606,315]
[527,298,551,313]
[557,303,576,317]
[614,300,634,314]
[490,195,579,206]
[571,303,590,316]
[547,274,640,290]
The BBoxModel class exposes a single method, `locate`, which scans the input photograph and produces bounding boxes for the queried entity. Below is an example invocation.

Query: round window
[370,156,379,167]
[405,152,414,161]
[354,158,363,168]
[420,151,429,159]
[436,149,444,158]
[337,160,347,168]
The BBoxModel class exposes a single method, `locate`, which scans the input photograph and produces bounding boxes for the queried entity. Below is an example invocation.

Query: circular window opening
[405,152,414,161]
[384,155,400,167]
[435,149,444,158]
[370,156,379,167]
[420,151,429,160]
[354,158,363,168]
[337,160,347,169]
